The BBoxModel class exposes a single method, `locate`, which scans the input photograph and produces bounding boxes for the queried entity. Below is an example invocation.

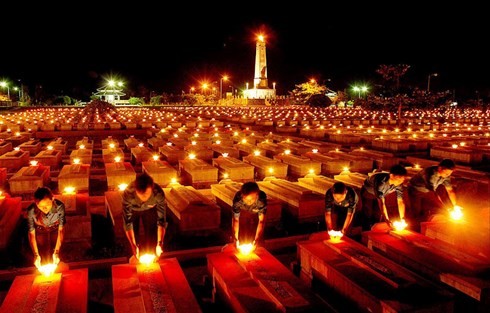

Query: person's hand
[235,239,240,248]
[34,255,41,269]
[52,252,60,265]
[156,244,163,258]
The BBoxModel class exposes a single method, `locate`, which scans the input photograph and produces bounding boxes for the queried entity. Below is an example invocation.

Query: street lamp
[0,81,9,100]
[220,75,228,100]
[427,73,438,93]
[352,85,368,98]
[202,83,208,95]
[13,87,21,100]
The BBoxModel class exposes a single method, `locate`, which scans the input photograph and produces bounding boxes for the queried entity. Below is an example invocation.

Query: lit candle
[30,160,39,166]
[118,183,128,191]
[63,186,76,195]
[328,230,343,243]
[139,253,156,265]
[237,242,255,256]
[450,205,463,221]
[392,219,408,231]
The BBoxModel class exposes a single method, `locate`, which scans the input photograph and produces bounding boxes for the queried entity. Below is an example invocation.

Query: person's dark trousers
[132,208,157,254]
[407,186,445,232]
[331,205,347,232]
[238,210,259,245]
[35,225,58,263]
[360,187,383,231]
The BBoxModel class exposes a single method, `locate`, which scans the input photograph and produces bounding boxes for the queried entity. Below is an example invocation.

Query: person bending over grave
[232,182,267,248]
[325,182,358,235]
[122,173,167,261]
[408,159,457,227]
[360,164,407,230]
[27,187,65,268]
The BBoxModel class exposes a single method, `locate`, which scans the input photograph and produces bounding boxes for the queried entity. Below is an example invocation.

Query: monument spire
[254,35,268,89]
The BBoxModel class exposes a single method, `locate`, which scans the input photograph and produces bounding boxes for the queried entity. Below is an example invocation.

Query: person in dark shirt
[325,182,358,235]
[360,164,407,230]
[122,173,167,261]
[408,159,456,225]
[27,187,65,268]
[232,182,267,247]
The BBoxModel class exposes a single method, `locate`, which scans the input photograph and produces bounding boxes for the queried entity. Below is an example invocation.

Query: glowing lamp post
[352,85,368,99]
[220,75,228,100]
[0,81,9,100]
[427,73,438,93]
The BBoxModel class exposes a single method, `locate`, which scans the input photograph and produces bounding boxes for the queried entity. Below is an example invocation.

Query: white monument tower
[243,34,276,100]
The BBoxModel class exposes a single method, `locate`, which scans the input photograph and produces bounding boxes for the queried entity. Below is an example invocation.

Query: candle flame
[254,150,261,156]
[153,155,159,161]
[237,243,255,255]
[139,253,156,265]
[171,177,177,184]
[47,145,53,150]
[312,149,318,153]
[188,153,196,159]
[109,143,115,149]
[30,160,39,166]
[393,219,408,231]
[328,230,343,242]
[63,186,76,195]
[38,263,57,277]
[114,156,122,162]
[118,183,128,191]
[450,205,463,220]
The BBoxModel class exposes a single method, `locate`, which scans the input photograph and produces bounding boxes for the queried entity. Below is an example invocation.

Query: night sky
[1,3,488,99]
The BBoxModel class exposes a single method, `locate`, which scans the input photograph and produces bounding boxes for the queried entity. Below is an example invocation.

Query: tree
[150,96,162,106]
[376,64,410,93]
[290,80,327,104]
[128,97,144,105]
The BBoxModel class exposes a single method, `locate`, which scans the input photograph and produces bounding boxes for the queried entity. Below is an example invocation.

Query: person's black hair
[240,181,260,196]
[439,159,456,170]
[390,164,407,176]
[332,182,347,194]
[34,187,53,201]
[135,172,154,193]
